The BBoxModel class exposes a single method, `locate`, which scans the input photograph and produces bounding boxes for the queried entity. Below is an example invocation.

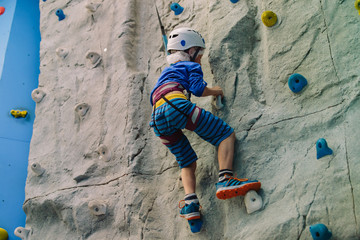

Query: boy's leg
[157,132,201,220]
[217,132,235,170]
[179,162,201,222]
[193,108,261,199]
[216,132,261,199]
[181,162,197,194]
[151,99,202,231]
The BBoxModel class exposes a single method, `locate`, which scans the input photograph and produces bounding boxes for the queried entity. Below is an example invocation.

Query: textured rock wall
[24,0,360,239]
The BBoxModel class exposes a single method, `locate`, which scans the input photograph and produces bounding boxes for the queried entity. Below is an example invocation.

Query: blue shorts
[150,97,234,168]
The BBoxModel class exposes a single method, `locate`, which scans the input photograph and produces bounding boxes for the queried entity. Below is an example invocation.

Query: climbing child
[150,27,261,233]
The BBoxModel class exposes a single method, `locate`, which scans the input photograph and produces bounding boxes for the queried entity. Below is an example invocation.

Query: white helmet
[167,27,206,52]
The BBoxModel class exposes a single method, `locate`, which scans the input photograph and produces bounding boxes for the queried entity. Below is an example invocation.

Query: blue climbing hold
[181,40,186,47]
[188,219,203,233]
[309,223,332,240]
[170,3,184,15]
[316,138,333,159]
[288,73,308,93]
[56,9,65,21]
[230,0,239,3]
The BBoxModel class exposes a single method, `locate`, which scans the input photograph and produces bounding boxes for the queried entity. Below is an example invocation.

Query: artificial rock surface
[24,0,360,239]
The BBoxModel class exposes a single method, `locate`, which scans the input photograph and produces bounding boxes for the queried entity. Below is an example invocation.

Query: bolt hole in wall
[0,1,40,239]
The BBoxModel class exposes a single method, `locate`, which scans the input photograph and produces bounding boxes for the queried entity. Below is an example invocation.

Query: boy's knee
[183,161,197,171]
[228,132,235,141]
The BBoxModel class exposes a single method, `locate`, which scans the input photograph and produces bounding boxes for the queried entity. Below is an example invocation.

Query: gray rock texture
[24,0,360,239]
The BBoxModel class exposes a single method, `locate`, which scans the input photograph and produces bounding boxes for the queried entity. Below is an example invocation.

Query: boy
[150,27,261,232]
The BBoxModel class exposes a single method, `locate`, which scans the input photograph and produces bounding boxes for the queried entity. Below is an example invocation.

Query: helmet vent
[169,34,179,39]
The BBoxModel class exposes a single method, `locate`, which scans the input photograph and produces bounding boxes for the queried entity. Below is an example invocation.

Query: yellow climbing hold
[0,228,8,240]
[261,11,278,27]
[10,110,28,118]
[355,0,360,15]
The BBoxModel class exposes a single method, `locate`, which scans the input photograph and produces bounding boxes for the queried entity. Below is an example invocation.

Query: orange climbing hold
[0,7,5,16]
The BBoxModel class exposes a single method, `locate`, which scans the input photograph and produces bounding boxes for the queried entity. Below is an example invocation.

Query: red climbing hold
[0,7,5,16]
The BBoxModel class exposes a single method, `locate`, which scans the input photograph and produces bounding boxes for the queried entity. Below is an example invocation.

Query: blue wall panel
[0,0,40,239]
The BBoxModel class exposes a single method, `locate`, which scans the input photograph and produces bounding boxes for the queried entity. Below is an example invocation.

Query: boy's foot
[215,176,261,200]
[179,201,201,220]
[179,200,203,233]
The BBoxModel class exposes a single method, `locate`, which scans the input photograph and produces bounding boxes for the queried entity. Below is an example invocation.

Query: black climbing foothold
[288,73,308,93]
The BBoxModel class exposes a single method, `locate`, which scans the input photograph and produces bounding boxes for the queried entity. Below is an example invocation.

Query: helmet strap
[190,47,201,62]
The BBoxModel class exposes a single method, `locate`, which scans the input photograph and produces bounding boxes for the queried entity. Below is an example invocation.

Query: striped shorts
[150,95,234,168]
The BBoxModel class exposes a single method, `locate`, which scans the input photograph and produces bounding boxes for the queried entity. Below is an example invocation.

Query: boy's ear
[188,47,197,57]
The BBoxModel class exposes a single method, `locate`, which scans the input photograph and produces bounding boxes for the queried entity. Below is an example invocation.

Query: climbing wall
[23,0,360,239]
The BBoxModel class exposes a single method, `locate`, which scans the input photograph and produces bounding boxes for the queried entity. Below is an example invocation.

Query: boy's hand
[201,86,224,97]
[211,86,224,98]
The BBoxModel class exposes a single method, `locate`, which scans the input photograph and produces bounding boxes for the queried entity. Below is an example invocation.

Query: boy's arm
[201,86,224,97]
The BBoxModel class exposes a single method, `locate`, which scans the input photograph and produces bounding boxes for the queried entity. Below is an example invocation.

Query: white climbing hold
[88,200,107,216]
[244,190,263,214]
[31,88,46,103]
[97,144,111,162]
[31,162,45,176]
[212,95,224,110]
[85,1,101,12]
[56,47,69,59]
[14,227,31,240]
[74,103,90,117]
[86,51,102,68]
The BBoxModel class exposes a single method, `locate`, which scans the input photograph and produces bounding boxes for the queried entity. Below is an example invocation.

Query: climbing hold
[97,144,111,162]
[86,51,102,68]
[31,88,46,103]
[212,95,224,110]
[14,227,30,240]
[244,190,263,214]
[56,48,69,59]
[0,7,5,16]
[10,110,28,118]
[31,163,45,176]
[0,228,8,240]
[88,200,107,216]
[230,0,239,3]
[316,138,333,159]
[170,3,184,15]
[288,73,308,93]
[75,103,90,117]
[261,11,278,27]
[309,223,332,240]
[355,0,360,15]
[188,219,203,233]
[86,1,101,12]
[55,9,66,21]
